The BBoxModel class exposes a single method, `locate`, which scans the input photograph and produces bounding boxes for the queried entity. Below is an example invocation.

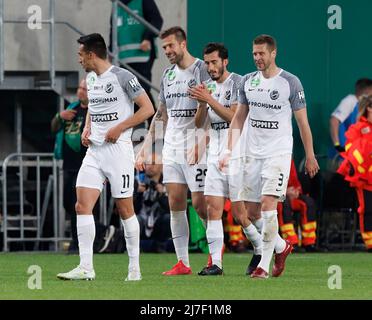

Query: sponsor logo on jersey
[188,79,197,88]
[128,77,141,92]
[91,112,118,122]
[298,90,305,101]
[225,90,231,100]
[105,83,114,94]
[166,92,190,99]
[170,109,197,117]
[248,100,282,110]
[250,77,260,87]
[211,122,230,131]
[250,118,279,129]
[207,83,217,94]
[89,97,118,104]
[167,70,176,81]
[167,80,187,87]
[270,90,279,100]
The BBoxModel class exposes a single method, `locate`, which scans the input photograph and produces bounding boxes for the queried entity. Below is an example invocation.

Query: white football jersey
[86,65,144,146]
[205,72,242,163]
[159,58,210,162]
[238,69,306,158]
[331,94,358,122]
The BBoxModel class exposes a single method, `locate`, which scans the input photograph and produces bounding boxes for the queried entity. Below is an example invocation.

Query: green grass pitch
[1,252,371,300]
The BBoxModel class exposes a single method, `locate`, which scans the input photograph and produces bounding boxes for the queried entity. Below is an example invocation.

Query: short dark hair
[253,34,277,52]
[355,78,372,95]
[77,33,107,59]
[203,42,228,60]
[160,26,187,42]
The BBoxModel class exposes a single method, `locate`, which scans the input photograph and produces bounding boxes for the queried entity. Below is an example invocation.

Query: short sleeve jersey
[86,65,145,146]
[238,69,306,158]
[205,72,242,163]
[158,58,210,160]
[331,94,358,123]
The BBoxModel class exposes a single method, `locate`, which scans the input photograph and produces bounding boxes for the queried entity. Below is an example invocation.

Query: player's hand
[140,40,151,52]
[81,127,91,147]
[188,84,211,104]
[305,156,319,178]
[105,124,123,143]
[218,150,231,173]
[187,145,199,165]
[59,109,77,121]
[135,150,146,172]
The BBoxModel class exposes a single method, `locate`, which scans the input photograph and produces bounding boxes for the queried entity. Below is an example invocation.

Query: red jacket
[288,159,302,193]
[337,117,372,191]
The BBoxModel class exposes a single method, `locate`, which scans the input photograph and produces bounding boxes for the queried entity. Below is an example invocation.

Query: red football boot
[162,260,192,276]
[272,240,293,277]
[250,267,269,279]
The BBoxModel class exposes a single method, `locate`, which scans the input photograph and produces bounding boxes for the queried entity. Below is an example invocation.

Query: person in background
[337,94,372,252]
[111,0,163,126]
[277,160,317,252]
[51,79,88,253]
[329,78,372,154]
[135,150,171,252]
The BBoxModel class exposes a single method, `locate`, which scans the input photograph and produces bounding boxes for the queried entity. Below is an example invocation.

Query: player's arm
[105,92,154,144]
[81,110,91,147]
[294,108,319,178]
[218,102,248,171]
[227,103,248,151]
[329,116,341,147]
[189,85,236,123]
[135,102,168,171]
[194,102,208,128]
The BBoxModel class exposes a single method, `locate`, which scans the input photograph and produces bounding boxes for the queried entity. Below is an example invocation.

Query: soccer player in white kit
[220,34,319,279]
[136,27,209,275]
[188,43,263,276]
[57,33,154,281]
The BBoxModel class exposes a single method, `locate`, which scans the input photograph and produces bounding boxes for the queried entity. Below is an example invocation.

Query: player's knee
[75,201,88,214]
[261,195,278,211]
[206,202,221,220]
[193,200,207,218]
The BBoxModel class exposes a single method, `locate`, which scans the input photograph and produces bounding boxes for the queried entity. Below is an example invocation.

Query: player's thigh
[76,148,106,193]
[261,154,291,203]
[205,163,229,199]
[102,142,135,198]
[205,195,225,220]
[115,197,135,219]
[236,157,262,202]
[165,183,188,211]
[75,187,101,214]
[185,163,207,193]
[163,162,187,185]
[228,157,244,202]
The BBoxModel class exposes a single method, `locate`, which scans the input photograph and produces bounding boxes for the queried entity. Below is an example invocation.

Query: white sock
[206,220,224,268]
[253,217,264,233]
[121,215,140,271]
[254,216,285,253]
[243,223,262,255]
[257,210,278,273]
[77,215,95,272]
[170,210,190,267]
[274,234,287,253]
